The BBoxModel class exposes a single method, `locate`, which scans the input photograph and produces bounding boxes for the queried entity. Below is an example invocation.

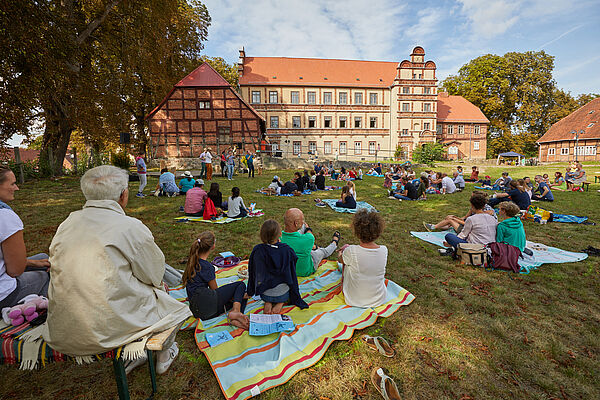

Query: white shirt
[349,188,356,200]
[342,244,388,308]
[442,176,457,194]
[203,151,212,164]
[458,213,497,245]
[0,209,22,301]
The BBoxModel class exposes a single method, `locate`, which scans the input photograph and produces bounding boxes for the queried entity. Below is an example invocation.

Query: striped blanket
[168,260,414,400]
[320,199,377,214]
[174,210,264,224]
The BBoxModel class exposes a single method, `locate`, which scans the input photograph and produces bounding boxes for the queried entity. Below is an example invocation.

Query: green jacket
[496,216,526,251]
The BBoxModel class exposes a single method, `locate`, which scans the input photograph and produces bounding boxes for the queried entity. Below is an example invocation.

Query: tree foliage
[201,56,239,87]
[442,51,599,157]
[411,142,445,167]
[0,0,211,174]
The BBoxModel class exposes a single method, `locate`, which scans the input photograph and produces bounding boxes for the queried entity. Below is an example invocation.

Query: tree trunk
[40,98,73,176]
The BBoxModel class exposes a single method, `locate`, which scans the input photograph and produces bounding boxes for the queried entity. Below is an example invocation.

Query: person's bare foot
[228,311,249,330]
[263,302,273,314]
[271,302,285,314]
[443,241,450,247]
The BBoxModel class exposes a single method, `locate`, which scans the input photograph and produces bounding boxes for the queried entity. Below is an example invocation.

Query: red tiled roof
[175,62,230,87]
[0,148,40,162]
[537,98,600,143]
[240,57,398,87]
[437,94,489,123]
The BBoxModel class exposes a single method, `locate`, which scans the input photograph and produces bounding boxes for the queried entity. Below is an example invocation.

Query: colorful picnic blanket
[366,173,384,177]
[321,199,377,213]
[168,260,414,400]
[175,210,264,223]
[552,214,589,224]
[410,231,588,274]
[474,186,500,191]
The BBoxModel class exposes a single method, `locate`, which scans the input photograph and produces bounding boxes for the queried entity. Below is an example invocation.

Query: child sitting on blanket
[248,220,308,314]
[338,209,387,308]
[227,187,249,218]
[336,186,357,209]
[183,231,249,329]
[347,181,357,200]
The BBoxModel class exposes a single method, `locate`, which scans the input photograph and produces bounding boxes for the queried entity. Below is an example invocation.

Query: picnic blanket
[410,231,588,274]
[474,186,499,191]
[366,173,384,177]
[175,210,264,223]
[168,260,414,400]
[321,199,377,213]
[551,214,589,224]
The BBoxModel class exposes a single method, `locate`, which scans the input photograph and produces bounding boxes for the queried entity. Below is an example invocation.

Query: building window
[424,122,430,130]
[369,141,376,155]
[293,141,301,155]
[339,141,347,155]
[474,141,480,150]
[402,103,410,112]
[354,141,362,155]
[324,141,332,154]
[307,91,316,104]
[418,73,422,79]
[370,117,377,128]
[198,100,211,109]
[423,103,431,112]
[458,125,464,134]
[292,116,301,128]
[269,91,278,104]
[270,116,279,128]
[324,116,332,128]
[437,124,442,134]
[291,91,300,104]
[271,142,279,151]
[578,145,597,155]
[448,146,458,155]
[308,116,316,128]
[474,125,480,135]
[401,128,409,136]
[323,92,332,105]
[447,125,454,134]
[339,92,348,104]
[354,92,363,105]
[561,147,569,155]
[339,116,347,128]
[218,127,231,143]
[354,117,362,128]
[402,87,410,94]
[251,91,261,103]
[548,148,556,155]
[309,141,317,154]
[424,87,431,94]
[369,93,378,105]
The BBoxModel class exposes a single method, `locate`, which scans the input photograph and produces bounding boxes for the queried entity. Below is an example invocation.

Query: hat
[196,179,205,185]
[183,171,193,178]
[273,175,279,180]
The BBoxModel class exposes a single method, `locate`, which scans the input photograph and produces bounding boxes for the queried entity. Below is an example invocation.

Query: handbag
[456,243,488,266]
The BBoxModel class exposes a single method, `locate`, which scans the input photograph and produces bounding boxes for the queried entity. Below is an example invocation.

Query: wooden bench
[112,325,178,400]
[581,182,591,192]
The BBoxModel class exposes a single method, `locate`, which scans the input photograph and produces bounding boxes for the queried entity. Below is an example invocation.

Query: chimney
[238,46,245,76]
[439,91,449,98]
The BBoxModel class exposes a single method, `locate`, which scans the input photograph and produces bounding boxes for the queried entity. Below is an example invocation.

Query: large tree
[0,0,210,174]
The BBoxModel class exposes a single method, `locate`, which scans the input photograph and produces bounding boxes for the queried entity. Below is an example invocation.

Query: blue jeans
[227,164,234,179]
[261,291,290,304]
[444,233,468,250]
[0,254,50,309]
[394,194,413,200]
[230,208,248,219]
[200,162,206,178]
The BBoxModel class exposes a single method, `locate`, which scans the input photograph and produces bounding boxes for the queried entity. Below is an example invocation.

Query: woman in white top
[338,209,387,308]
[227,187,249,218]
[347,181,357,200]
[0,167,51,310]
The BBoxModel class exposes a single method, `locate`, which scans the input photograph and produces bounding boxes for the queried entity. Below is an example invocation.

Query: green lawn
[1,167,600,400]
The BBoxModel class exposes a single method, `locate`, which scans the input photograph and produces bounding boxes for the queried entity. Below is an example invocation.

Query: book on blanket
[249,314,295,336]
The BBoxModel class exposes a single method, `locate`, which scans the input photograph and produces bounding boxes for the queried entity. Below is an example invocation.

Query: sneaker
[124,353,148,375]
[136,192,145,198]
[156,342,179,375]
[438,248,453,256]
[316,202,326,207]
[179,206,185,212]
[423,222,435,231]
[388,196,396,200]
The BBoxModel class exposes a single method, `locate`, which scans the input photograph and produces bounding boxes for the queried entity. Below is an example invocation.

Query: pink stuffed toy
[3,295,48,326]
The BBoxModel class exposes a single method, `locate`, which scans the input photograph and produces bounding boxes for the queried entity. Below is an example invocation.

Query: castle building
[537,98,600,162]
[238,46,488,160]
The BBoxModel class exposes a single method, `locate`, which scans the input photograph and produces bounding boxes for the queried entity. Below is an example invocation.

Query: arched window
[448,146,458,155]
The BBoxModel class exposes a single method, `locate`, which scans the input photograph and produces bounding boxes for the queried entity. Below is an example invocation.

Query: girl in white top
[227,187,249,218]
[338,209,387,308]
[347,181,357,200]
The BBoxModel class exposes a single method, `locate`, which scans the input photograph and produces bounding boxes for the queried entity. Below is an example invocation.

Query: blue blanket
[552,214,589,224]
[366,173,384,177]
[321,199,377,213]
[410,231,588,274]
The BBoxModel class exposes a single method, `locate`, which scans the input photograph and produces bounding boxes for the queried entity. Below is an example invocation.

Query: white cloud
[405,8,445,46]
[458,0,520,39]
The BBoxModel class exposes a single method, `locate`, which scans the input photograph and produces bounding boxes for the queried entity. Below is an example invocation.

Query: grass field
[1,165,600,400]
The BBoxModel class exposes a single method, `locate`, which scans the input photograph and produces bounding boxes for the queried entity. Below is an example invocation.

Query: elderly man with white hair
[44,165,191,374]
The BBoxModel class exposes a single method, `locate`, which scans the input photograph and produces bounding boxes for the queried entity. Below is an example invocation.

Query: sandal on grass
[332,231,341,245]
[371,367,402,400]
[361,335,395,357]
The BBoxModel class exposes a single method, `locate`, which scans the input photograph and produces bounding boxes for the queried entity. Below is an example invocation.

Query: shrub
[411,142,445,167]
[111,151,131,170]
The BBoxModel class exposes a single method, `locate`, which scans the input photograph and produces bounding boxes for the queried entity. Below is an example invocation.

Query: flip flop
[371,367,402,400]
[361,335,395,357]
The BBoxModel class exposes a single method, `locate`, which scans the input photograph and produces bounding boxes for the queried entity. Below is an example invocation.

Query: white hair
[80,165,129,201]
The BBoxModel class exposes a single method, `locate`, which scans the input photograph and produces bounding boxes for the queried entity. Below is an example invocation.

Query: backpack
[203,197,218,220]
[487,242,522,273]
[456,243,488,266]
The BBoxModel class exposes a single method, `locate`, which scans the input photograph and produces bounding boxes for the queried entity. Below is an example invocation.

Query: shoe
[179,206,184,212]
[423,222,435,231]
[316,202,326,207]
[388,196,396,200]
[438,248,453,256]
[124,353,148,375]
[136,193,145,198]
[156,342,179,375]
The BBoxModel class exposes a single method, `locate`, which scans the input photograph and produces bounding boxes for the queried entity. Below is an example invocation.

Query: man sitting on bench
[44,165,192,375]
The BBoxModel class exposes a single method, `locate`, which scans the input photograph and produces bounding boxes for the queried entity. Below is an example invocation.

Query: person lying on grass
[183,231,249,329]
[281,208,340,277]
[336,185,357,209]
[247,219,308,314]
[440,193,498,255]
[337,209,387,308]
[423,191,496,233]
[496,201,527,252]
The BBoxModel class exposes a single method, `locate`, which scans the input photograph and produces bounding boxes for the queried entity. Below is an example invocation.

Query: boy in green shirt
[496,202,526,251]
